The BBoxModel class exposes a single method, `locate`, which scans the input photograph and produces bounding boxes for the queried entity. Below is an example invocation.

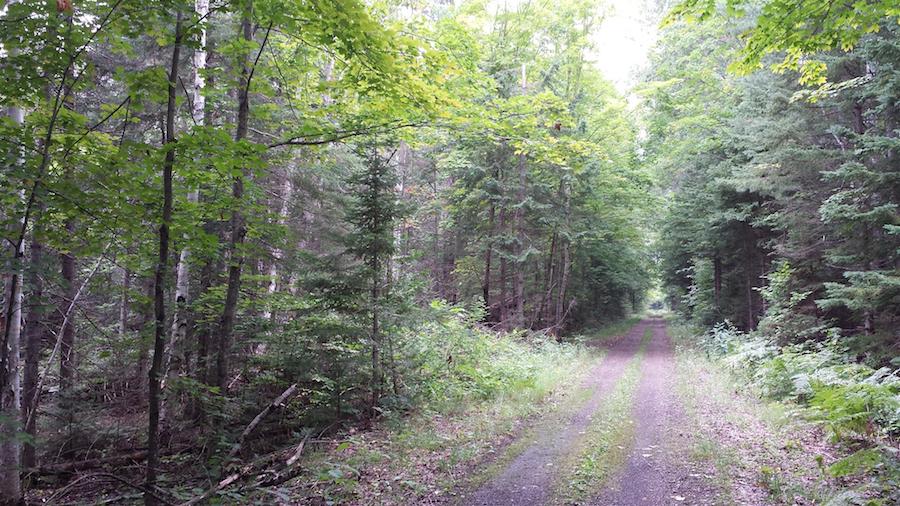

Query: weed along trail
[462,320,651,506]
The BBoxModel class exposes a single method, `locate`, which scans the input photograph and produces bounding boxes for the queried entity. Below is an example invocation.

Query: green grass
[551,327,652,504]
[277,316,646,504]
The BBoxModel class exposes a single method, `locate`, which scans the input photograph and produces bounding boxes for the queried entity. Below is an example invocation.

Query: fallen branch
[36,450,148,475]
[253,438,308,488]
[178,385,301,505]
[178,471,243,506]
[541,298,576,336]
[46,472,175,506]
[33,445,189,475]
[285,437,307,467]
[227,383,298,459]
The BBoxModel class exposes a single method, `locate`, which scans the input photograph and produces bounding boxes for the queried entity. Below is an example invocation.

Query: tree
[145,8,183,502]
[347,148,400,414]
[666,0,900,85]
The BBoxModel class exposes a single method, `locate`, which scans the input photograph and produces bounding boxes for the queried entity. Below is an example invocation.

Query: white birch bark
[169,0,208,363]
[160,0,207,426]
[0,103,25,505]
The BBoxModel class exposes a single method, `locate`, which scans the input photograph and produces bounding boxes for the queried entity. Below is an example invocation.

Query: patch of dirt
[461,321,650,506]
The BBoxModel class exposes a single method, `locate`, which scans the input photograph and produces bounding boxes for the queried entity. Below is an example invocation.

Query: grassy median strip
[551,327,652,504]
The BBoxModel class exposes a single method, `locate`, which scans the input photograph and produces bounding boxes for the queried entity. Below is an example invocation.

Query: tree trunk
[743,233,757,331]
[535,232,557,327]
[422,156,439,297]
[216,4,254,390]
[119,266,130,347]
[554,184,571,332]
[196,257,214,386]
[145,13,181,503]
[161,0,209,425]
[59,218,76,398]
[22,228,45,470]
[370,272,381,415]
[713,254,722,312]
[0,264,23,505]
[136,277,153,395]
[513,151,526,328]
[482,204,495,321]
[262,173,292,323]
[499,205,508,328]
[1,103,25,506]
[555,240,570,330]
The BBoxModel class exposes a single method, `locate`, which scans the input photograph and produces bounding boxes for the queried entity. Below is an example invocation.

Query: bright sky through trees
[594,0,660,92]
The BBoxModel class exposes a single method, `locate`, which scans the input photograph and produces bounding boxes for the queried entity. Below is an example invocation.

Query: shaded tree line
[649,2,899,349]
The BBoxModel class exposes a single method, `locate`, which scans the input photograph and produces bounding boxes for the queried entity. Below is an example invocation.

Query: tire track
[590,318,681,505]
[463,321,650,506]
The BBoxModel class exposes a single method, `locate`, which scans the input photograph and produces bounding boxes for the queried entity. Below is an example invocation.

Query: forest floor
[285,317,857,505]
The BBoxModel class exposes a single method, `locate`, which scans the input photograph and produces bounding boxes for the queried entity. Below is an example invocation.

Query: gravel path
[590,318,682,505]
[463,320,651,506]
[456,318,846,506]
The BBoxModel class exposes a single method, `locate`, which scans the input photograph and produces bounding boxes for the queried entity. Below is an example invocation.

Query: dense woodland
[0,0,897,504]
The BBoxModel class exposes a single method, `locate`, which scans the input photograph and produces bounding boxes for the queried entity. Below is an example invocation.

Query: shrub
[694,322,900,440]
[397,300,582,413]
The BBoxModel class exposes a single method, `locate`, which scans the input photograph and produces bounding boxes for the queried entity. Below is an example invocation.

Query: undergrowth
[681,320,900,504]
[280,305,628,504]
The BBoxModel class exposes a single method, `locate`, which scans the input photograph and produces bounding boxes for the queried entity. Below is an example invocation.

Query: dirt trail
[464,321,651,506]
[590,318,682,505]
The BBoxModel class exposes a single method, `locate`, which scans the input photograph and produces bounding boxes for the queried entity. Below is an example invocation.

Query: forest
[0,0,897,504]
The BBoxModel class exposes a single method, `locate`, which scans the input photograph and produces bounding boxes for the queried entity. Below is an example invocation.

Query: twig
[267,122,422,148]
[59,96,131,161]
[226,372,242,390]
[179,76,197,127]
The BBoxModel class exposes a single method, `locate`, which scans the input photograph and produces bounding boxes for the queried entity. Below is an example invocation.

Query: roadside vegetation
[274,312,629,505]
[671,320,899,505]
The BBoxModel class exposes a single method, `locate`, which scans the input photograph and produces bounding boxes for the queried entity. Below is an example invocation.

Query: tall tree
[347,149,399,415]
[145,10,183,502]
[215,0,258,390]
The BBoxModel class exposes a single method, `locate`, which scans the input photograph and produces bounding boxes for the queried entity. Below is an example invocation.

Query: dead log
[36,450,149,475]
[33,445,190,475]
[227,383,298,459]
